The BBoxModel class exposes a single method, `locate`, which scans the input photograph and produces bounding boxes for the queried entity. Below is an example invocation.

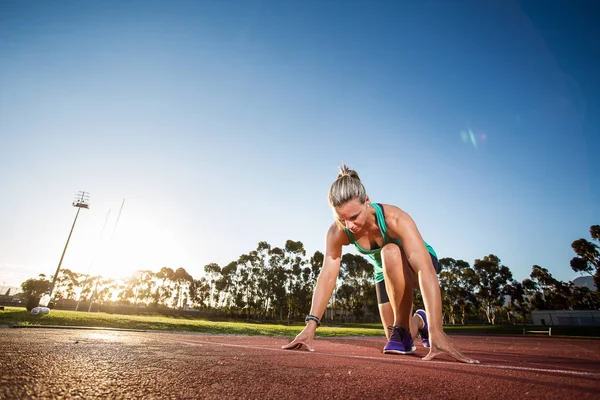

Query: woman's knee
[381,243,403,269]
[382,244,414,284]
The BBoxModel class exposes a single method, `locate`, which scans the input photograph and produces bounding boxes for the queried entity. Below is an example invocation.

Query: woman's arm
[282,223,344,351]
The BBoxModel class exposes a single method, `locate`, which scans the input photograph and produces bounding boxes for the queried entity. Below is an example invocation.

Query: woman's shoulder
[326,221,350,246]
[378,203,411,232]
[377,203,406,217]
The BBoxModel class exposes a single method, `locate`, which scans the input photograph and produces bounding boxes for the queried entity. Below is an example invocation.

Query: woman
[282,165,478,364]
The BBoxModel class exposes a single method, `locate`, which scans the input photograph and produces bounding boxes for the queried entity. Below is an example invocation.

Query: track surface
[1,328,599,399]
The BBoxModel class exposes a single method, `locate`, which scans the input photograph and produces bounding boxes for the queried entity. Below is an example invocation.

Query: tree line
[20,225,599,324]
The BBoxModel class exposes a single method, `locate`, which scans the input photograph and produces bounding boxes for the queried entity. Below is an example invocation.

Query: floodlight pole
[48,191,90,299]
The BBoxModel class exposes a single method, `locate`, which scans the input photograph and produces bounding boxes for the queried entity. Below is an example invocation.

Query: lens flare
[460,129,486,149]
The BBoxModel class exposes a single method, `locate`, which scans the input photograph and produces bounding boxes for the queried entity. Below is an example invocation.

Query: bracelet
[305,315,321,327]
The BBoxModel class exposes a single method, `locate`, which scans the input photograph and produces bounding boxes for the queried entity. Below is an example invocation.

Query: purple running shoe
[415,309,430,348]
[383,326,416,354]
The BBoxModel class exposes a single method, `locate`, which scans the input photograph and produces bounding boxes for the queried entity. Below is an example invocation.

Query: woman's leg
[410,272,424,340]
[378,302,394,340]
[381,243,415,330]
[378,286,422,340]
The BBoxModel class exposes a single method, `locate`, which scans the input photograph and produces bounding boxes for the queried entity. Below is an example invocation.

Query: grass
[1,307,598,338]
[0,307,382,337]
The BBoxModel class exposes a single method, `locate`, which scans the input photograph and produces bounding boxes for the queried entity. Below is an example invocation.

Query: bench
[522,327,552,336]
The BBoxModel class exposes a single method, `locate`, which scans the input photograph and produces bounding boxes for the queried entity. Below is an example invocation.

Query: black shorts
[376,252,440,304]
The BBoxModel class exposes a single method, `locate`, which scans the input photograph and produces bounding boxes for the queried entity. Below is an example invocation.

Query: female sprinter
[282,165,478,364]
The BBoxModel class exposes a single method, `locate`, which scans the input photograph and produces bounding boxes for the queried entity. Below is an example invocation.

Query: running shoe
[415,309,430,348]
[383,326,416,354]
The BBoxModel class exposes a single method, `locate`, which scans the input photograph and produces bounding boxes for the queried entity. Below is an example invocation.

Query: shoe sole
[383,346,417,355]
[383,350,413,355]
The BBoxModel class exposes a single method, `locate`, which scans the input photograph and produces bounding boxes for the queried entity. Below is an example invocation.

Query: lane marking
[565,342,598,355]
[166,337,600,379]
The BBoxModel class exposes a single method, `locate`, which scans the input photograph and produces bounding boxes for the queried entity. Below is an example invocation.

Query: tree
[268,247,288,320]
[21,274,51,310]
[504,280,531,322]
[283,240,307,321]
[154,267,175,307]
[203,263,222,309]
[528,265,570,310]
[570,225,600,290]
[569,285,599,310]
[472,255,513,325]
[117,276,136,305]
[253,241,274,319]
[438,258,479,324]
[338,254,374,321]
[54,269,81,301]
[94,278,117,306]
[173,267,193,309]
[136,270,156,305]
[309,251,324,284]
[189,277,211,308]
[216,261,239,311]
[236,251,260,319]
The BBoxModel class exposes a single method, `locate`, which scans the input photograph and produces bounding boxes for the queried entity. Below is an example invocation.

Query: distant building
[532,310,600,326]
[0,286,23,297]
[573,276,597,291]
[0,286,24,306]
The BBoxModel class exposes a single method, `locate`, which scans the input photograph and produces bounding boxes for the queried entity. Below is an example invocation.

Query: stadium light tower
[47,191,90,300]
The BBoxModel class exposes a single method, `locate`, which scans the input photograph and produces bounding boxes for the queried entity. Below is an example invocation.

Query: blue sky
[1,0,598,288]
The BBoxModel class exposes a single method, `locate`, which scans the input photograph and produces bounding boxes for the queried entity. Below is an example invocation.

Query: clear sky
[1,0,598,288]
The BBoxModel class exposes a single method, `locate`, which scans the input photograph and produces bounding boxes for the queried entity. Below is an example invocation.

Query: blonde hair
[328,164,367,208]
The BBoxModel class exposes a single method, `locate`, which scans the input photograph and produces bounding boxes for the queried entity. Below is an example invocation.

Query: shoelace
[387,326,407,340]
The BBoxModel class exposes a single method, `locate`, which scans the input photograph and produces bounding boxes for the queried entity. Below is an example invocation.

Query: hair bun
[337,164,360,181]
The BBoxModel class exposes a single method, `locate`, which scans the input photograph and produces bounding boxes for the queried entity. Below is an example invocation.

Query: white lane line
[565,342,598,355]
[165,338,600,379]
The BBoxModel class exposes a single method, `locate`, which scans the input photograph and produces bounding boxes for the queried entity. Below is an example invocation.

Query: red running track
[1,328,599,399]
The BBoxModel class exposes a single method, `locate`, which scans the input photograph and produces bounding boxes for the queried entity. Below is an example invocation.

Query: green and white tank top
[344,203,437,283]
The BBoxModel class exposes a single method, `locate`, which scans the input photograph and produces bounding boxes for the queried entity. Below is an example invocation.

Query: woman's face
[334,197,370,234]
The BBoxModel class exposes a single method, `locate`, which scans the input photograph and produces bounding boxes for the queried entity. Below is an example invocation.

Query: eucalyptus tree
[94,277,117,306]
[472,255,513,325]
[237,250,262,319]
[255,241,273,319]
[570,225,600,290]
[215,261,238,310]
[76,274,96,307]
[526,265,573,310]
[173,267,194,309]
[118,276,136,305]
[154,267,175,307]
[283,240,308,321]
[438,258,479,324]
[268,246,288,320]
[569,285,599,309]
[203,262,222,308]
[136,270,156,306]
[338,253,374,321]
[54,269,81,300]
[504,279,530,322]
[188,277,211,309]
[20,274,51,301]
[309,251,324,285]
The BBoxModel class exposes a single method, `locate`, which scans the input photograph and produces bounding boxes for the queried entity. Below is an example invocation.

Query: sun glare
[90,211,191,281]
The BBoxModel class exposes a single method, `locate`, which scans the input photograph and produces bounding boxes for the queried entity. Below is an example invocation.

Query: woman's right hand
[424,331,479,364]
[281,323,317,352]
